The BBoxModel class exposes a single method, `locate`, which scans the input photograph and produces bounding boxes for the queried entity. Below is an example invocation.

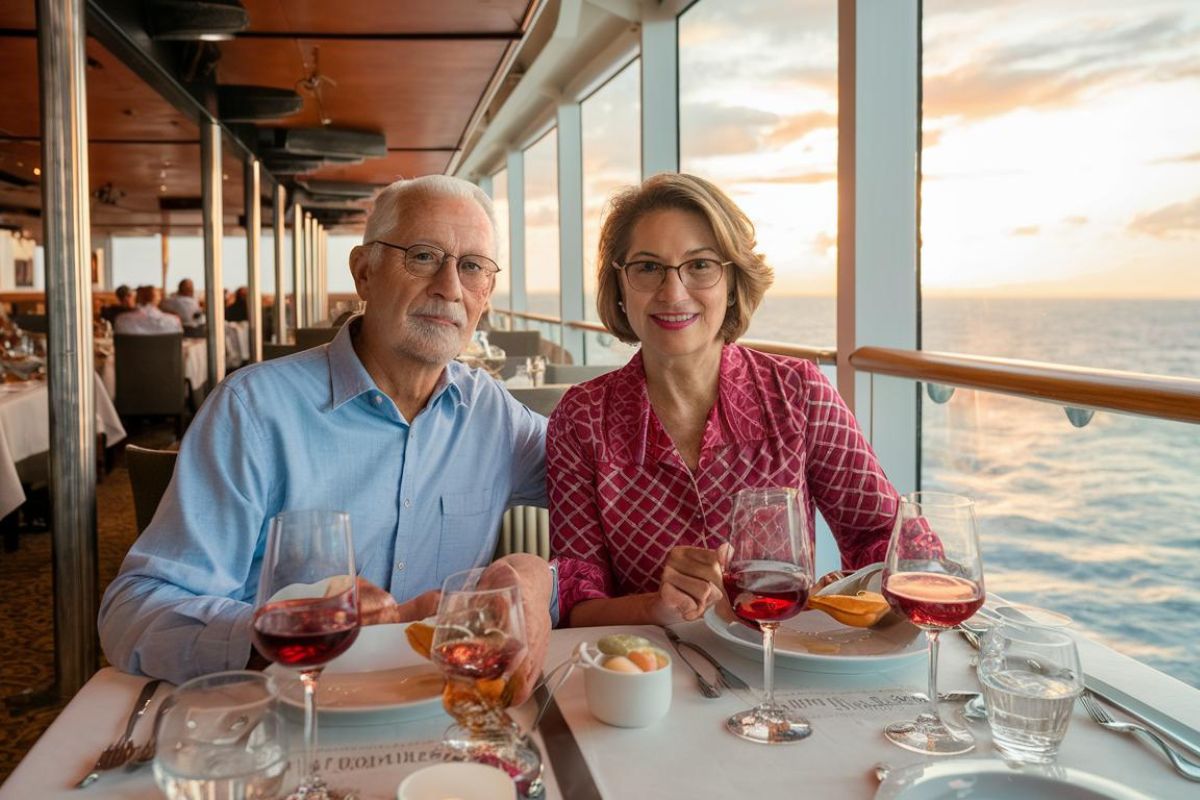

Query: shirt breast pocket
[437,490,496,581]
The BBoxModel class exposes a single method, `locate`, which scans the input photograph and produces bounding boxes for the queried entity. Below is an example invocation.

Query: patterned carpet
[0,422,175,782]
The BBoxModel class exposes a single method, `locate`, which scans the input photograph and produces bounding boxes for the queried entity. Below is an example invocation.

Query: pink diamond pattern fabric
[548,344,900,622]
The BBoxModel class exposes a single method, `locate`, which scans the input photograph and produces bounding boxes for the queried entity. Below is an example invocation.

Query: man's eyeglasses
[368,241,500,292]
[612,258,732,293]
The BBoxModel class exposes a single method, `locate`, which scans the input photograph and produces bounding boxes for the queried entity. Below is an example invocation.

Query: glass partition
[523,129,560,321]
[489,169,511,317]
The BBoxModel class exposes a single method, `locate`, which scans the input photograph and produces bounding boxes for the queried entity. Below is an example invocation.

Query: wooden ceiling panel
[0,0,35,29]
[241,0,531,35]
[216,39,505,148]
[302,150,454,183]
[0,38,198,140]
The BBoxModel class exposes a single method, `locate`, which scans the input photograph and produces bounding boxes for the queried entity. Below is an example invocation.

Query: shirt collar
[327,318,466,412]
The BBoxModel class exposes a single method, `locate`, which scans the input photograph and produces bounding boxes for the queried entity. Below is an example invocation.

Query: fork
[1080,692,1200,782]
[75,678,163,788]
[126,695,175,770]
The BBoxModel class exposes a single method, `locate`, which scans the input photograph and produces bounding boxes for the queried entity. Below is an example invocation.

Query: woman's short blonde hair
[595,173,773,344]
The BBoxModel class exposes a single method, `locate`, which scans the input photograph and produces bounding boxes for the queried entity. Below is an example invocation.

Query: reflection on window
[524,129,559,319]
[582,60,641,323]
[679,0,837,346]
[921,0,1200,374]
[490,169,511,313]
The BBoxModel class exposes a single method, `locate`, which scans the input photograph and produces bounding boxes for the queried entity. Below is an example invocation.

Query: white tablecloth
[181,339,207,392]
[2,620,1197,799]
[225,321,250,368]
[0,372,126,518]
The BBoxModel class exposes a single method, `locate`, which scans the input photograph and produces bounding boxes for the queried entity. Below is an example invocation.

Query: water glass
[977,623,1083,763]
[152,671,287,800]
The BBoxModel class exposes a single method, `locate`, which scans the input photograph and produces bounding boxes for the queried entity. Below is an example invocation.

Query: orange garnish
[405,622,435,659]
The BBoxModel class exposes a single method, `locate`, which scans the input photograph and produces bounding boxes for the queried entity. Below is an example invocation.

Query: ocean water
[528,292,1200,688]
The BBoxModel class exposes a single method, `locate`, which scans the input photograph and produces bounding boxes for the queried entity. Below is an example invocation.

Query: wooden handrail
[850,347,1200,425]
[498,308,563,325]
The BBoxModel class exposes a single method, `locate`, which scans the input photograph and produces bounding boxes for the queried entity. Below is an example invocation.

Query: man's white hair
[363,175,498,249]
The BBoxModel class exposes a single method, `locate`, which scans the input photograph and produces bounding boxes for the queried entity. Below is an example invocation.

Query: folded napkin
[817,562,885,597]
[809,563,893,627]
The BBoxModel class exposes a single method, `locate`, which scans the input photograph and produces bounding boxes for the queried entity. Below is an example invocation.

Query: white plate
[874,758,1154,800]
[703,605,927,674]
[267,623,446,726]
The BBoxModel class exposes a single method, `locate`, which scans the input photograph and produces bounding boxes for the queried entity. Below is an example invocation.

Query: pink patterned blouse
[547,344,900,622]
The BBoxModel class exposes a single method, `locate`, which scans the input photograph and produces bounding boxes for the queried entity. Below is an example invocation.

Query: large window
[490,169,511,312]
[581,60,641,323]
[679,0,838,346]
[523,129,559,319]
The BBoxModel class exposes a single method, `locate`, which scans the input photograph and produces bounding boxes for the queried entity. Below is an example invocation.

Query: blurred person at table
[160,277,204,325]
[548,173,900,627]
[99,284,136,325]
[226,286,250,322]
[114,285,183,335]
[99,175,554,695]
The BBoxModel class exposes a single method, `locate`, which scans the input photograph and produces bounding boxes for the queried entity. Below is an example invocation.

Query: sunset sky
[109,0,1199,302]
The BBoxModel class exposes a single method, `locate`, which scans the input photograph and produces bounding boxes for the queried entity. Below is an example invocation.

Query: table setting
[4,490,1200,799]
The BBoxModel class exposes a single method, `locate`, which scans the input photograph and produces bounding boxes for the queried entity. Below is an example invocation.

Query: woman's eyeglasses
[612,258,731,292]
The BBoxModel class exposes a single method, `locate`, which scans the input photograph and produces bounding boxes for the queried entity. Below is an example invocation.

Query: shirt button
[372,395,383,405]
[395,561,406,572]
[403,498,412,509]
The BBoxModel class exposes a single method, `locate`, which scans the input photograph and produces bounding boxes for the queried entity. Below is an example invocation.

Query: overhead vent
[219,85,304,122]
[158,196,202,211]
[261,155,325,175]
[146,0,248,42]
[0,170,36,190]
[270,128,387,161]
[294,180,377,200]
[306,207,367,226]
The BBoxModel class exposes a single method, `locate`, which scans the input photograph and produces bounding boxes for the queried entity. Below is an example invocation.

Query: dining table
[0,371,125,520]
[2,612,1198,799]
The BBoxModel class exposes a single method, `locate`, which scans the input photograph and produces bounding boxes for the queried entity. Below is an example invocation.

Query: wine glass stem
[925,629,942,721]
[299,668,322,786]
[761,622,778,708]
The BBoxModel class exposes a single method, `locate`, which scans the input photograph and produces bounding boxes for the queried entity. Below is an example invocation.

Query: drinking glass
[252,510,360,800]
[721,487,815,744]
[978,622,1083,763]
[432,567,540,796]
[152,671,287,800]
[882,492,985,755]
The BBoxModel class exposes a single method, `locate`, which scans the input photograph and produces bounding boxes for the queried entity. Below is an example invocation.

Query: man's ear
[349,245,371,300]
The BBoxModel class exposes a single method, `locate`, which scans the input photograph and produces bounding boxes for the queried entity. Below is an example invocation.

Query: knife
[663,627,750,691]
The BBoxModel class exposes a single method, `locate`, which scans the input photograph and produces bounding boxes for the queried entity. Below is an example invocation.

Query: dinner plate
[703,605,927,673]
[874,758,1154,800]
[267,623,446,726]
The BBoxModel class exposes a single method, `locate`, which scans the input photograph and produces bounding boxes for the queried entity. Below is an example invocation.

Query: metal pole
[37,0,97,700]
[201,120,226,387]
[244,157,262,363]
[273,182,286,344]
[305,213,316,324]
[291,202,303,333]
[319,225,328,322]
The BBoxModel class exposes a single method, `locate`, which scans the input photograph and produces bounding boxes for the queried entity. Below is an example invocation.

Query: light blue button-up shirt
[99,321,548,684]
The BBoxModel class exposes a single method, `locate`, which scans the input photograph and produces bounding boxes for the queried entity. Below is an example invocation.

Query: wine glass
[721,487,815,744]
[153,671,287,800]
[881,491,985,755]
[432,566,541,796]
[252,510,360,800]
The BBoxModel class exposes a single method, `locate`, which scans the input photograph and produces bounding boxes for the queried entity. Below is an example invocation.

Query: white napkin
[816,562,885,597]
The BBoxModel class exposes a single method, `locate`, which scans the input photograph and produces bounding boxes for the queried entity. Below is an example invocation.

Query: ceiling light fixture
[145,0,248,42]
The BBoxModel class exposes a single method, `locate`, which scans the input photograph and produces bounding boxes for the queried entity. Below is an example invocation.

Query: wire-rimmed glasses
[612,257,732,292]
[369,241,500,292]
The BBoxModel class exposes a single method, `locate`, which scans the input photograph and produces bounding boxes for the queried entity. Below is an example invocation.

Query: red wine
[883,572,984,629]
[722,562,810,627]
[433,637,523,681]
[253,598,359,668]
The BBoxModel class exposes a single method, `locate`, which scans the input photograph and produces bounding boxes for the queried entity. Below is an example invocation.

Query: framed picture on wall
[14,258,33,287]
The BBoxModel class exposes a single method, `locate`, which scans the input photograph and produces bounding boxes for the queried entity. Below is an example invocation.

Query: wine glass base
[441,727,544,798]
[725,705,813,744]
[283,782,357,800]
[884,714,975,755]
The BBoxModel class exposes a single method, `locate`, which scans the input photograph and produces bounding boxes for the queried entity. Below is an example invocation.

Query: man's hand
[647,545,727,625]
[356,577,440,626]
[486,555,552,707]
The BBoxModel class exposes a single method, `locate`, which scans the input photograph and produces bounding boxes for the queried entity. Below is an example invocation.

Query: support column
[291,203,303,334]
[201,120,226,387]
[244,157,262,362]
[556,102,585,360]
[505,149,527,314]
[273,183,286,344]
[36,0,97,700]
[640,5,679,178]
[318,225,328,322]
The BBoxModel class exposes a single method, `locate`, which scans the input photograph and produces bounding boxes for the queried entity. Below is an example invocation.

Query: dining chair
[294,327,338,351]
[495,506,551,560]
[262,343,299,361]
[486,330,542,358]
[114,333,187,436]
[543,363,617,384]
[12,313,48,333]
[125,445,179,535]
[506,385,571,417]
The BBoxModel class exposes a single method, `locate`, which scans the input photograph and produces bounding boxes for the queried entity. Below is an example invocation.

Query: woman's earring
[727,294,736,307]
[618,300,626,312]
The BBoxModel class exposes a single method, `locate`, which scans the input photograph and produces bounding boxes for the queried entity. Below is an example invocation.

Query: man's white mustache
[411,305,466,325]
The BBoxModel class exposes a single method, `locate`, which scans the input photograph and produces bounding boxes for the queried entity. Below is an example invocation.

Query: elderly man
[113,285,183,334]
[99,176,553,697]
[100,284,136,325]
[160,277,203,325]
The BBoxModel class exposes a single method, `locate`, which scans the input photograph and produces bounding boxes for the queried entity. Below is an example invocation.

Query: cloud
[1063,215,1089,225]
[1011,225,1040,236]
[679,102,781,157]
[763,111,836,148]
[738,171,836,186]
[1151,151,1200,164]
[1128,195,1200,238]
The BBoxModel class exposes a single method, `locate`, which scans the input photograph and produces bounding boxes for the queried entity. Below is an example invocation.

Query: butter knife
[663,627,750,691]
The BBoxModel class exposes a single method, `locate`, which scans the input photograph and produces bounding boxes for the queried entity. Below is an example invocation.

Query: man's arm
[490,553,552,706]
[99,381,275,685]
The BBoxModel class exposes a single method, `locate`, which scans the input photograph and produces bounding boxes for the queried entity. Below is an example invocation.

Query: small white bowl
[581,644,672,728]
[397,762,515,800]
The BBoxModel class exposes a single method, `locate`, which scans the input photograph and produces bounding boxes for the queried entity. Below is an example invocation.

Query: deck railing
[494,307,1200,425]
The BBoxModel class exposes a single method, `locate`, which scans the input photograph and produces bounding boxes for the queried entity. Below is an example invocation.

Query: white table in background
[0,372,125,519]
[2,618,1197,799]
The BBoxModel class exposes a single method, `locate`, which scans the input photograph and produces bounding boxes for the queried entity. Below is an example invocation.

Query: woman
[548,173,900,627]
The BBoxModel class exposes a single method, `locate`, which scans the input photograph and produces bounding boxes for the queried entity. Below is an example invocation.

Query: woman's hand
[649,545,729,624]
[812,570,848,594]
